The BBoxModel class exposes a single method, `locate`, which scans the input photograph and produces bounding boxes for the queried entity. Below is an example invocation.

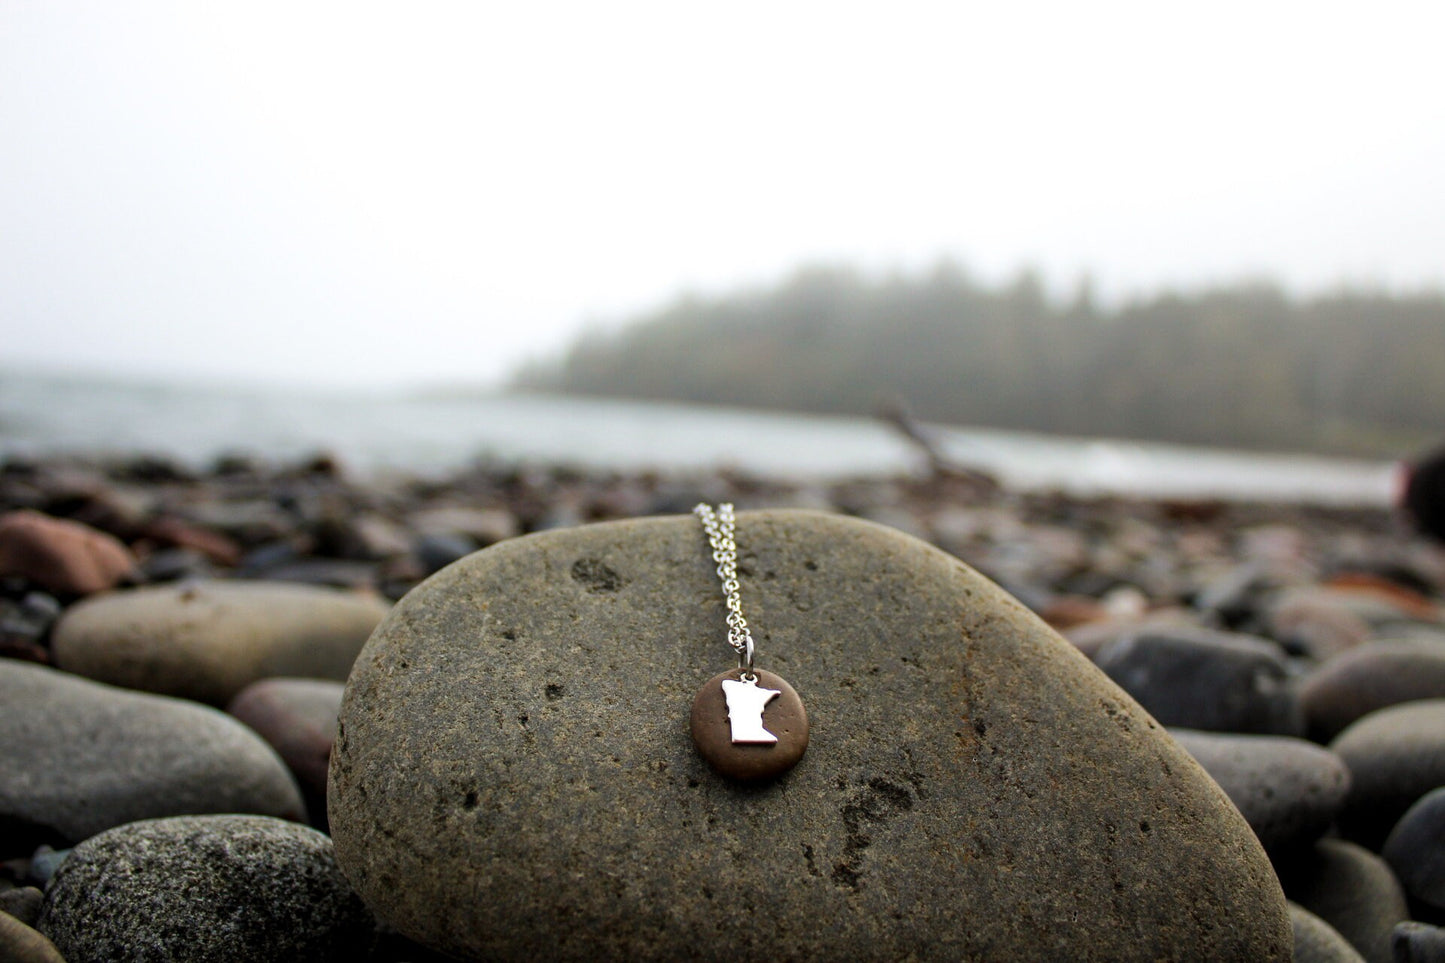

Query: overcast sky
[3,1,1444,390]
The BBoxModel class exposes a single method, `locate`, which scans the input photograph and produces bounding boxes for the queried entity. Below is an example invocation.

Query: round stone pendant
[690,668,808,781]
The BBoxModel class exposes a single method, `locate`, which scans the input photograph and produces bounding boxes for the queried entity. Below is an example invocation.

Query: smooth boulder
[36,815,371,963]
[0,660,305,845]
[52,580,389,705]
[330,511,1290,962]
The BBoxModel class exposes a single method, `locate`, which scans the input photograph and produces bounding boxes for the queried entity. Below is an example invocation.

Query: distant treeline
[510,264,1445,458]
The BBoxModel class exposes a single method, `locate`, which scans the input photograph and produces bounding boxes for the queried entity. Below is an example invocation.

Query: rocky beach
[4,450,1445,961]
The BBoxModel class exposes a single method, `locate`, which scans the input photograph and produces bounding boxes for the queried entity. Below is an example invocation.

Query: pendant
[690,668,808,781]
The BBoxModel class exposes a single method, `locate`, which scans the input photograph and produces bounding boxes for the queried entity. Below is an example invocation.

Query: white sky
[3,1,1444,390]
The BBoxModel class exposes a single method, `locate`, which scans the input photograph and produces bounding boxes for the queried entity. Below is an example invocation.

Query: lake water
[0,370,1399,506]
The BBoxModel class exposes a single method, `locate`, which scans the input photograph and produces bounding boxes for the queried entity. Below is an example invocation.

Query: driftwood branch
[876,396,1000,493]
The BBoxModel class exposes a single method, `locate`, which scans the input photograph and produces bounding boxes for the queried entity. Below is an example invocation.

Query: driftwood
[876,397,1000,494]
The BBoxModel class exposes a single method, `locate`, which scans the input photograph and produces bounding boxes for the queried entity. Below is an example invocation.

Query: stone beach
[4,450,1445,960]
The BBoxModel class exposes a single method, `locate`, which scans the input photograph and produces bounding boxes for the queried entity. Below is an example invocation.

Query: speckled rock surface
[1290,902,1366,963]
[36,814,370,963]
[1169,729,1350,852]
[52,580,389,705]
[1331,700,1445,849]
[0,660,305,845]
[329,511,1290,962]
[1281,839,1410,963]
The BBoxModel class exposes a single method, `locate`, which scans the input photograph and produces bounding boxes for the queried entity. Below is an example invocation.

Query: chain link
[694,502,756,673]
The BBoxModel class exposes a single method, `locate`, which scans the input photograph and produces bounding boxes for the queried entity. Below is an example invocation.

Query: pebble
[414,532,476,574]
[0,660,305,846]
[1300,641,1445,742]
[50,580,389,705]
[1383,788,1445,915]
[329,511,1290,961]
[138,515,242,566]
[35,814,372,963]
[1395,921,1445,963]
[1331,701,1445,849]
[228,678,344,828]
[0,510,136,596]
[1290,902,1367,963]
[1094,625,1302,735]
[408,506,520,546]
[0,886,43,926]
[1170,729,1350,852]
[1282,838,1411,963]
[0,911,66,963]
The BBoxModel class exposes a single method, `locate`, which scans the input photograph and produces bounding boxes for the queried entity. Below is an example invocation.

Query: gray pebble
[1095,625,1302,734]
[1282,839,1410,963]
[0,660,305,844]
[1331,701,1445,849]
[1291,902,1366,962]
[1384,787,1445,914]
[1170,729,1350,852]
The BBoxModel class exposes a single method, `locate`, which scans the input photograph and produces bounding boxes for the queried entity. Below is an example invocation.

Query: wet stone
[329,510,1290,962]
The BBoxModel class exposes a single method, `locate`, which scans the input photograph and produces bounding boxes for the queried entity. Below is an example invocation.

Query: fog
[3,1,1443,389]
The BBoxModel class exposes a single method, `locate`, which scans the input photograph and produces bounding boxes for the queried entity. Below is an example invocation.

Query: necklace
[690,503,808,780]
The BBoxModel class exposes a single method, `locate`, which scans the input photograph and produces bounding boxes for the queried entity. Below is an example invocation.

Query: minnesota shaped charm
[690,668,808,781]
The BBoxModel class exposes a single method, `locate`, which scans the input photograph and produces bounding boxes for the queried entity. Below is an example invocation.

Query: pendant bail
[738,635,755,676]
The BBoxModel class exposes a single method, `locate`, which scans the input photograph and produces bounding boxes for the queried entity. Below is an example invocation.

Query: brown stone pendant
[690,668,808,781]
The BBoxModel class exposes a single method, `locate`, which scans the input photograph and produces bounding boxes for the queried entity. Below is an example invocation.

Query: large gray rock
[0,660,305,845]
[52,580,389,705]
[1170,729,1350,852]
[36,815,371,963]
[330,511,1290,962]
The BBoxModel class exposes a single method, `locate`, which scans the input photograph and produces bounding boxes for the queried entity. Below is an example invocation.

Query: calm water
[0,370,1399,505]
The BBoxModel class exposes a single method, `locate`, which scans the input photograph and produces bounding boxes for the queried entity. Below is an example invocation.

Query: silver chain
[694,502,756,676]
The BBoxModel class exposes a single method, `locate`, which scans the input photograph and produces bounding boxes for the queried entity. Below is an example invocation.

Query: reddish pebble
[0,510,136,596]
